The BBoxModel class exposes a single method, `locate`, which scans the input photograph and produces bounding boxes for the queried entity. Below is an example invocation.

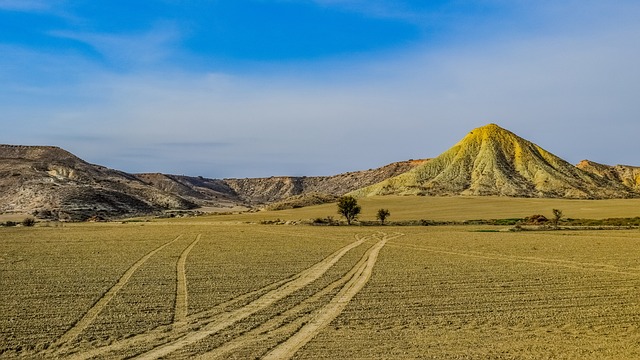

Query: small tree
[22,217,36,227]
[337,196,361,225]
[552,209,563,229]
[376,208,390,225]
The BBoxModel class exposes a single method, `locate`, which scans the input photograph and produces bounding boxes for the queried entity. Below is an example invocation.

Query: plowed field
[1,224,640,359]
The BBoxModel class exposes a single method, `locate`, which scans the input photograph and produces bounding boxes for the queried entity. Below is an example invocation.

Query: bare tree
[552,209,563,229]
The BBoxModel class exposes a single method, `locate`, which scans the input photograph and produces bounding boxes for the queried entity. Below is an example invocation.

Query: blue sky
[1,1,639,177]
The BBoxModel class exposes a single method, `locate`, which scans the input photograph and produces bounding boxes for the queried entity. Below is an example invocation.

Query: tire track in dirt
[262,233,400,360]
[63,240,366,360]
[196,232,404,360]
[132,234,369,360]
[51,234,184,349]
[68,234,368,360]
[174,234,202,324]
[63,277,306,360]
[387,243,640,277]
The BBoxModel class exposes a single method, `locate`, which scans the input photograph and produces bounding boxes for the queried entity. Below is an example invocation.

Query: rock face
[0,145,195,220]
[577,160,640,191]
[134,173,242,208]
[136,159,428,206]
[221,159,428,204]
[351,124,637,199]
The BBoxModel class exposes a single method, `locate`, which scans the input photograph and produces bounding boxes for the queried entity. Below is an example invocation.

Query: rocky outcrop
[0,145,195,220]
[221,159,429,204]
[136,160,428,206]
[577,160,640,191]
[135,173,241,207]
[0,144,425,219]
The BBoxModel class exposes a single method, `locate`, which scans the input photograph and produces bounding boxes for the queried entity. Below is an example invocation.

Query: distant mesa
[0,123,638,220]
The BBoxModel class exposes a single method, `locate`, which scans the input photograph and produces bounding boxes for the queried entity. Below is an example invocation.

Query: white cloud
[3,1,640,177]
[49,24,181,67]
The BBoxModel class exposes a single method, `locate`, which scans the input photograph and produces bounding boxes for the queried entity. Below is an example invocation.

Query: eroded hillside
[577,160,640,191]
[351,124,637,199]
[0,145,194,220]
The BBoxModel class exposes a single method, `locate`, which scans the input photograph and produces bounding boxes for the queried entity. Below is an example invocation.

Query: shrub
[525,214,548,224]
[22,218,36,227]
[376,209,390,225]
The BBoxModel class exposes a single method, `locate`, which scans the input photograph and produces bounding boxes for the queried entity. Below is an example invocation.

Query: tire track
[175,234,202,324]
[196,232,404,360]
[63,246,365,360]
[262,233,398,360]
[387,243,640,277]
[68,234,368,360]
[133,234,369,360]
[51,234,184,349]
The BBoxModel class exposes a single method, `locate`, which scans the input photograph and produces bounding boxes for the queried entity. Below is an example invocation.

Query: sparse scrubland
[2,197,640,359]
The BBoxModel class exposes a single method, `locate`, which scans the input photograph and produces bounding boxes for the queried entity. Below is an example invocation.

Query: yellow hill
[351,124,635,199]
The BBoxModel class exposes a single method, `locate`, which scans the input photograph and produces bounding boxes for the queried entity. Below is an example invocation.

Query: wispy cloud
[0,0,53,12]
[49,24,181,67]
[2,1,640,177]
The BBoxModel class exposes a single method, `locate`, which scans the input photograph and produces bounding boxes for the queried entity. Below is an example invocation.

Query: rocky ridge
[577,160,640,191]
[0,144,426,220]
[219,159,428,204]
[136,159,428,206]
[0,145,195,220]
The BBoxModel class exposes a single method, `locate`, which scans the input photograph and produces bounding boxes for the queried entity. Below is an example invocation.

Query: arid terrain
[2,219,640,359]
[2,124,640,359]
[0,144,425,220]
[1,124,639,221]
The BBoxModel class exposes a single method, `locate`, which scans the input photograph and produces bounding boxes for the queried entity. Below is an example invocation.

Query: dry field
[1,219,640,358]
[197,196,640,223]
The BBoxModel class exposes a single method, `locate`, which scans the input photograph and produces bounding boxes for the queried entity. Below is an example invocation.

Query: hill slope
[136,159,428,206]
[0,145,194,220]
[351,124,636,199]
[134,173,243,208]
[577,160,640,191]
[0,144,425,220]
[221,159,428,204]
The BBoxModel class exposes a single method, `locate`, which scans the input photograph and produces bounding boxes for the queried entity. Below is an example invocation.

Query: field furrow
[64,272,318,360]
[61,234,368,360]
[131,234,368,359]
[263,232,401,359]
[387,243,640,277]
[5,223,640,359]
[193,233,402,359]
[49,234,184,350]
[174,234,202,323]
